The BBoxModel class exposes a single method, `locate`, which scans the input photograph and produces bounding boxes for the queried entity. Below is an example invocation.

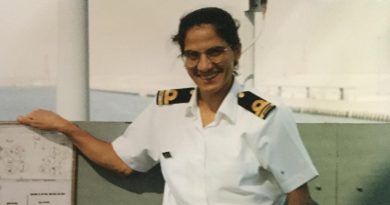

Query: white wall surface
[254,0,390,97]
[251,0,390,117]
[0,0,58,86]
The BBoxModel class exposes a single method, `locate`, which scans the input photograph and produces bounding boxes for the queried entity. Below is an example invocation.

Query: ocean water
[0,87,377,123]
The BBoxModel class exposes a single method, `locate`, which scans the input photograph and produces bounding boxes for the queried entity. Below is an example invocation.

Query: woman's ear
[234,46,242,60]
[233,46,242,65]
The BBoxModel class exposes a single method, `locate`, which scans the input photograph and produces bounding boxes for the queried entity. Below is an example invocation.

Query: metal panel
[75,122,163,205]
[299,124,338,205]
[337,124,390,205]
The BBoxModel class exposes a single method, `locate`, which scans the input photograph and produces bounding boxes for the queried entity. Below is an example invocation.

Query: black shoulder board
[237,91,276,119]
[156,87,195,105]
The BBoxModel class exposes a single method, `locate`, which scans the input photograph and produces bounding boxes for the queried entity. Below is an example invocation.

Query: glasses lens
[182,51,199,68]
[205,46,227,63]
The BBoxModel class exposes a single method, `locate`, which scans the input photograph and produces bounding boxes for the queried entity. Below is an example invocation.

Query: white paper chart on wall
[0,123,75,205]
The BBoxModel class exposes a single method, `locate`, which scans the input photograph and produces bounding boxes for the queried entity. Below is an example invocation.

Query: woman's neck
[197,78,234,113]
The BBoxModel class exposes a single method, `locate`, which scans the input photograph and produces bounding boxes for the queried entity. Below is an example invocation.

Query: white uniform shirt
[112,80,318,205]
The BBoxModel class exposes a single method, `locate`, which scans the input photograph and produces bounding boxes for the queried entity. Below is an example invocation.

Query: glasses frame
[181,46,229,68]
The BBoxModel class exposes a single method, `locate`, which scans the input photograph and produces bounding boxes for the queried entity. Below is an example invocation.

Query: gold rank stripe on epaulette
[156,88,195,105]
[237,91,276,119]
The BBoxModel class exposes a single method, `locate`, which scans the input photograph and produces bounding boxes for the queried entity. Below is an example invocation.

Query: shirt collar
[185,90,198,118]
[214,79,242,124]
[185,79,243,124]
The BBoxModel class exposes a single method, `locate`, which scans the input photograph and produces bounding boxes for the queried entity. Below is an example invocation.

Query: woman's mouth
[192,67,222,80]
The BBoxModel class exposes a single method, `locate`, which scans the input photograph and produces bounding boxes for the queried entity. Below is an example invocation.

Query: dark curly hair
[172,7,241,54]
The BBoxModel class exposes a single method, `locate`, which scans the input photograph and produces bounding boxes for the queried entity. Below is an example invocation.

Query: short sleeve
[112,103,160,172]
[259,105,318,193]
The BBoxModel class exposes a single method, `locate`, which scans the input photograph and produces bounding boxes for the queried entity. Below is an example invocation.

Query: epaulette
[237,91,276,119]
[156,87,195,105]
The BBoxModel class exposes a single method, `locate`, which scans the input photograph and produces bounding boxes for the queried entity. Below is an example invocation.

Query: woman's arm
[287,183,312,205]
[17,109,133,175]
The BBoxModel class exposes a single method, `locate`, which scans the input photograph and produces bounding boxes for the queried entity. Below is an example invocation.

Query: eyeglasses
[181,46,229,68]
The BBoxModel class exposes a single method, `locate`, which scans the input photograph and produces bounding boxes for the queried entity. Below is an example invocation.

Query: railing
[258,85,390,122]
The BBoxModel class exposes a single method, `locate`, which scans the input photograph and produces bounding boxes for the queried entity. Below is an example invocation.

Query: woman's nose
[196,54,213,71]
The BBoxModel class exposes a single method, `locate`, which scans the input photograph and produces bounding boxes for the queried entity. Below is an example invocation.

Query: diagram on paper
[0,124,74,205]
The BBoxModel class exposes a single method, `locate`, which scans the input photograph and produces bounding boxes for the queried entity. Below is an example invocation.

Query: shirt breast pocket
[160,152,189,181]
[159,152,201,194]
